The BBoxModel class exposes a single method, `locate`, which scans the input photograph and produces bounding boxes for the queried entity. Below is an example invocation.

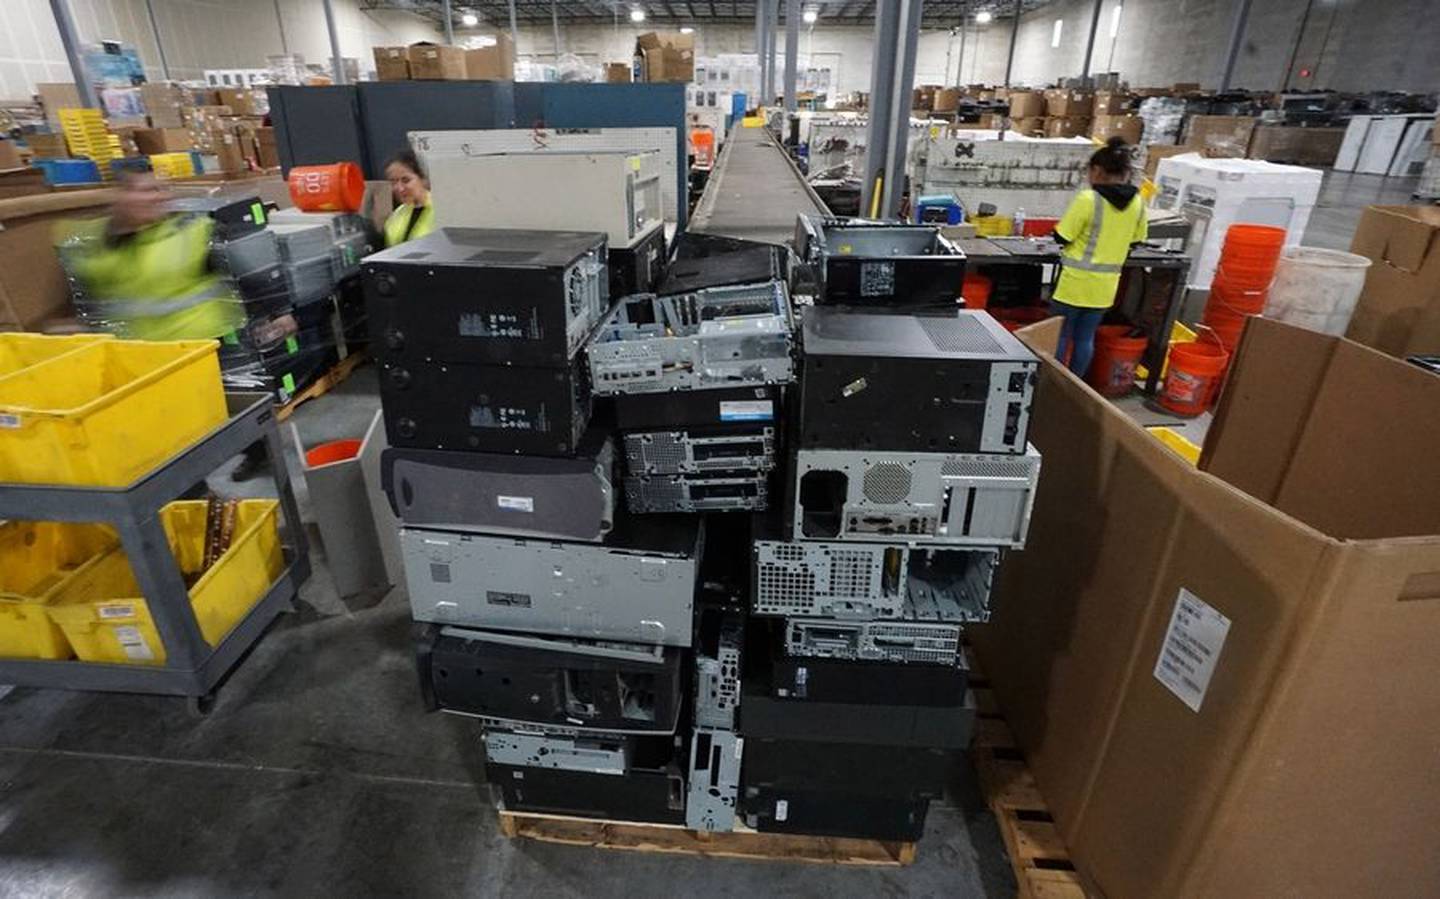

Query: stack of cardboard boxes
[1007,90,1047,135]
[633,32,694,82]
[372,37,516,82]
[1089,90,1142,144]
[1042,89,1093,138]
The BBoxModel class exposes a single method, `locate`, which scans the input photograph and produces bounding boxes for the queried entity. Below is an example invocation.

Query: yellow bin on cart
[0,333,111,381]
[46,500,284,665]
[0,521,120,659]
[0,339,226,486]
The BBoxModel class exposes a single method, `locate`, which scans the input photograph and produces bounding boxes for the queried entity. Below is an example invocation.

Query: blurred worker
[63,171,244,342]
[1050,137,1148,376]
[383,150,435,247]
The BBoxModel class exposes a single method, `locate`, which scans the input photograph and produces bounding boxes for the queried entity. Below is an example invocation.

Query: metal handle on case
[441,627,667,664]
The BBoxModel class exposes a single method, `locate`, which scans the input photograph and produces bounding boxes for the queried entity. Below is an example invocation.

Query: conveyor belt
[689,126,827,244]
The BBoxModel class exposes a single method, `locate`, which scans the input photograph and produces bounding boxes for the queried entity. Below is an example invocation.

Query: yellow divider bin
[0,333,112,381]
[1148,426,1201,466]
[972,215,1015,237]
[46,500,284,665]
[0,339,226,486]
[0,521,120,659]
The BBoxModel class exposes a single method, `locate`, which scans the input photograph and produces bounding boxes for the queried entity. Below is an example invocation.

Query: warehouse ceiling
[360,0,1052,28]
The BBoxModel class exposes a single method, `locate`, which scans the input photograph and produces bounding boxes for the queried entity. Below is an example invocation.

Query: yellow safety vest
[1052,188,1149,309]
[384,202,436,247]
[61,215,244,341]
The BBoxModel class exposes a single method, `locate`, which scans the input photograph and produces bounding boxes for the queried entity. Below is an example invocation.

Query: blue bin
[914,195,964,225]
[33,158,103,185]
[110,156,153,176]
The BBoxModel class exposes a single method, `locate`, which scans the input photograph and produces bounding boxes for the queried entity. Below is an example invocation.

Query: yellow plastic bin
[1148,426,1201,466]
[972,215,1015,237]
[46,500,284,665]
[1135,321,1198,382]
[0,521,119,659]
[0,333,112,381]
[0,339,226,486]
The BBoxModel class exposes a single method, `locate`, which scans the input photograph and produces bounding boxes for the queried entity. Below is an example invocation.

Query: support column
[443,0,455,44]
[48,0,99,108]
[860,0,922,220]
[509,0,520,51]
[755,0,767,105]
[1217,0,1254,91]
[955,21,967,85]
[1003,0,1021,87]
[273,0,290,56]
[784,0,799,111]
[1080,0,1104,81]
[552,0,561,59]
[143,0,170,80]
[321,0,346,84]
[766,0,780,105]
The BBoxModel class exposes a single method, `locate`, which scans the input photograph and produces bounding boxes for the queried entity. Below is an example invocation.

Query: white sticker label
[774,799,789,822]
[734,736,744,760]
[0,414,19,429]
[497,495,535,513]
[718,400,774,422]
[97,604,135,620]
[1154,588,1231,713]
[113,625,154,661]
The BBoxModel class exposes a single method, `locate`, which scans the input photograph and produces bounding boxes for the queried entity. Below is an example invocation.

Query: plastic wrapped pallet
[1138,97,1186,145]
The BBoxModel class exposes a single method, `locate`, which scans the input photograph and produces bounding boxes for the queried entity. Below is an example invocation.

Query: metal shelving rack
[0,392,310,710]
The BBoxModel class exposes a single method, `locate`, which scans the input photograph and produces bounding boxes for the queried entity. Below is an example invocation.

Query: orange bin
[287,163,365,212]
[1158,339,1230,416]
[1086,325,1148,397]
[960,274,993,310]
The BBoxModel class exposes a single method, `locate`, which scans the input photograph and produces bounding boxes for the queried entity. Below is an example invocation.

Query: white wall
[0,0,439,100]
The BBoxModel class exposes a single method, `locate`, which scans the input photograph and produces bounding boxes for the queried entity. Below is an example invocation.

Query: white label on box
[0,414,19,429]
[497,495,534,513]
[1154,588,1231,713]
[718,400,773,422]
[774,799,789,822]
[114,625,154,661]
[97,604,135,620]
[734,736,744,760]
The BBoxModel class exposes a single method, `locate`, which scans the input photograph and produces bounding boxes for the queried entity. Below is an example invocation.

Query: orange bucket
[961,274,993,310]
[1086,325,1148,396]
[305,439,362,468]
[287,163,365,212]
[1158,338,1230,416]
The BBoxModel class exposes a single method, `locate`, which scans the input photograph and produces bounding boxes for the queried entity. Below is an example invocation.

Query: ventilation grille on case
[863,462,913,503]
[918,315,1005,355]
[625,432,688,472]
[940,456,1036,479]
[753,543,886,615]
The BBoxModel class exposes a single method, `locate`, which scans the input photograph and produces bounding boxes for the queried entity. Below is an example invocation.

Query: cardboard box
[216,88,267,116]
[1044,89,1094,117]
[1043,116,1092,138]
[1010,116,1047,135]
[256,127,280,169]
[1172,81,1202,93]
[132,127,194,155]
[211,130,246,174]
[464,35,515,81]
[1008,90,1046,118]
[933,87,962,113]
[0,190,116,330]
[407,42,467,80]
[973,315,1440,899]
[635,32,695,83]
[913,85,940,111]
[0,140,22,171]
[1091,114,1143,145]
[35,83,82,124]
[1247,125,1345,166]
[1142,143,1200,180]
[23,133,68,159]
[604,63,631,83]
[374,46,410,81]
[1092,90,1131,115]
[1184,115,1257,156]
[977,113,1005,130]
[1345,205,1440,357]
[140,82,189,128]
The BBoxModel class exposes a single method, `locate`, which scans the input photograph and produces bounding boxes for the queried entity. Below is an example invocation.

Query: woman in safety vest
[383,149,436,247]
[1051,137,1148,375]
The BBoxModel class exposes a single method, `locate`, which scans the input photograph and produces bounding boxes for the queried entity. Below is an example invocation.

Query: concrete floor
[0,169,1420,898]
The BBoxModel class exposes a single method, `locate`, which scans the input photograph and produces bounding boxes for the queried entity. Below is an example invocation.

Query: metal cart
[0,392,310,716]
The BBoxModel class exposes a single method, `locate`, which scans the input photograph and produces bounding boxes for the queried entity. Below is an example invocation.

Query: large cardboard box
[374,46,410,80]
[1044,89,1094,117]
[1008,90,1046,118]
[0,190,115,330]
[1345,205,1440,357]
[933,87,962,113]
[1092,90,1130,115]
[1091,114,1142,145]
[211,130,246,174]
[36,83,81,124]
[1010,116,1046,136]
[1043,116,1091,138]
[635,32,695,83]
[1142,143,1199,180]
[132,127,194,155]
[973,315,1440,899]
[1183,114,1256,156]
[0,140,21,171]
[256,127,280,169]
[216,88,267,116]
[407,42,467,80]
[140,82,189,128]
[1246,124,1344,166]
[465,34,515,81]
[604,63,632,83]
[25,133,69,159]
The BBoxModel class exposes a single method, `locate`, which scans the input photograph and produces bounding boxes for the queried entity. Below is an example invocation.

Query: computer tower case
[623,426,777,475]
[741,738,951,800]
[487,760,687,825]
[795,214,965,310]
[656,232,786,296]
[364,227,609,368]
[742,786,930,841]
[612,385,783,432]
[608,224,666,298]
[797,308,1037,454]
[419,627,684,733]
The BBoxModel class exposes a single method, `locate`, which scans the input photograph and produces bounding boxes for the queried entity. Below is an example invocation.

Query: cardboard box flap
[1379,206,1440,273]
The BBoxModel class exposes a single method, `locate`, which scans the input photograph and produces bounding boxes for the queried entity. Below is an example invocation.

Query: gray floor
[0,169,1420,898]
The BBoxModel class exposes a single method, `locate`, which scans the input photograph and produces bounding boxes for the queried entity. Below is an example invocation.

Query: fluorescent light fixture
[461,12,479,26]
[680,25,695,33]
[1051,18,1063,47]
[1110,4,1122,37]
[975,10,993,23]
[803,8,818,23]
[630,7,646,21]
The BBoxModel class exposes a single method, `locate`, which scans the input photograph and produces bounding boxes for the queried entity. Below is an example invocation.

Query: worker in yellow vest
[62,172,244,341]
[1050,137,1149,375]
[383,149,436,247]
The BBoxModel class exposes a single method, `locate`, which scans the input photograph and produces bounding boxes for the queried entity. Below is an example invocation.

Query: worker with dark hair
[383,149,435,247]
[1050,137,1148,376]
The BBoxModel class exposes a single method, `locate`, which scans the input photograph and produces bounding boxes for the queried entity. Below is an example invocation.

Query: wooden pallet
[276,351,367,422]
[497,809,916,866]
[968,664,1099,899]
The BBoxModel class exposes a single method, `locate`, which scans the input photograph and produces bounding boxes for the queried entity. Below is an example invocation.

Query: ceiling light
[975,10,993,23]
[630,8,646,21]
[802,8,818,23]
[461,12,479,26]
[680,26,695,33]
